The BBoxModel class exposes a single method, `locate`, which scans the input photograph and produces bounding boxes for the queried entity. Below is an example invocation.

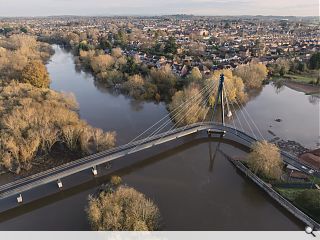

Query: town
[1,15,319,78]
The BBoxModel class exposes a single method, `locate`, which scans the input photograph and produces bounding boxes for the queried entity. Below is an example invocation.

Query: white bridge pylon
[127,73,265,154]
[211,74,233,126]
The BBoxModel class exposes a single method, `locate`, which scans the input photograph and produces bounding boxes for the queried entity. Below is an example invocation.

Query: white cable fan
[224,88,233,118]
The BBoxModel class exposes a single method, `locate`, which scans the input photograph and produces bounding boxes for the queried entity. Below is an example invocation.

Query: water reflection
[50,45,319,148]
[245,87,264,102]
[129,99,144,112]
[0,45,310,230]
[309,95,320,105]
[272,80,285,94]
[208,140,221,172]
[93,79,115,94]
[229,85,319,148]
[48,45,170,145]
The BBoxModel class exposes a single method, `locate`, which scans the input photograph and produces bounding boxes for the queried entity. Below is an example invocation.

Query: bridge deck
[0,122,318,200]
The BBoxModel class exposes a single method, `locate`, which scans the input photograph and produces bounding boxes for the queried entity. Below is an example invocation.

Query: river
[0,45,318,230]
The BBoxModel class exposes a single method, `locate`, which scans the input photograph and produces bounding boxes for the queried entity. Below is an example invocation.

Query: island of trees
[0,35,116,174]
[86,176,161,231]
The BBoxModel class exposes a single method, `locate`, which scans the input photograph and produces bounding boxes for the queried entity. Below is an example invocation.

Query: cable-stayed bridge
[0,74,318,224]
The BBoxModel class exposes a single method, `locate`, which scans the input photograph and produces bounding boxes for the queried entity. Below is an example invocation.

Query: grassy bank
[276,188,305,201]
[270,70,319,85]
[270,74,320,95]
[276,188,320,223]
[285,72,319,85]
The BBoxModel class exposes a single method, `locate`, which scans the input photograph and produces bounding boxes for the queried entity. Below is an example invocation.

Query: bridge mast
[212,74,225,126]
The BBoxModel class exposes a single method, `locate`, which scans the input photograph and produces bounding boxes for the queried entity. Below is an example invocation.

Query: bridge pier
[57,179,63,189]
[92,166,98,176]
[17,194,23,203]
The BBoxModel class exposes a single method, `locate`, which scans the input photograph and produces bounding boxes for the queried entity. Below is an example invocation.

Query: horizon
[0,14,318,18]
[0,0,318,17]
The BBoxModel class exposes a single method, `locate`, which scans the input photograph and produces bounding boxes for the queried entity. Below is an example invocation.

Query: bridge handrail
[221,124,318,171]
[230,157,320,229]
[0,123,212,198]
[0,122,212,192]
[0,122,318,197]
[218,148,320,228]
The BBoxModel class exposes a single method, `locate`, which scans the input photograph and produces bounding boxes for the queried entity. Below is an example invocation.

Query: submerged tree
[86,179,160,231]
[90,54,115,73]
[169,84,209,126]
[122,74,145,98]
[246,140,283,180]
[149,64,177,97]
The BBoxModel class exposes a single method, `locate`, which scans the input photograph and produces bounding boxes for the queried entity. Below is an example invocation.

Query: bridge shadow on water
[0,135,304,230]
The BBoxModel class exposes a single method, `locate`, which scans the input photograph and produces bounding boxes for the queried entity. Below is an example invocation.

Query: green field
[309,176,320,185]
[276,188,320,223]
[285,71,319,84]
[270,71,319,85]
[276,188,305,201]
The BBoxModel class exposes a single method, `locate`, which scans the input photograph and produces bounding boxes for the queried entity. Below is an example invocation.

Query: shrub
[21,60,50,88]
[110,175,122,186]
[246,140,283,180]
[86,185,161,231]
[122,74,145,98]
[294,190,320,221]
[111,47,123,58]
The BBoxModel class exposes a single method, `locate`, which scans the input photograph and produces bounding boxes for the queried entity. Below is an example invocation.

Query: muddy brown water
[0,45,318,230]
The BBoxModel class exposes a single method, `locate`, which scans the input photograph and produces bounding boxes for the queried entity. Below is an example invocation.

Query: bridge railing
[232,159,320,229]
[0,122,213,193]
[0,122,318,198]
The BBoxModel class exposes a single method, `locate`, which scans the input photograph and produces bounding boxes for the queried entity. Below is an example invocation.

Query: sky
[0,0,318,17]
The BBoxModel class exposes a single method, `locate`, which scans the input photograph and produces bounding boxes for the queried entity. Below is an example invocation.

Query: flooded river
[0,45,318,230]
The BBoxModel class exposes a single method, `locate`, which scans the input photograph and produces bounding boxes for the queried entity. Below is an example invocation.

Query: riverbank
[270,75,320,96]
[229,158,320,230]
[0,136,305,230]
[284,72,319,84]
[283,81,320,96]
[0,146,80,178]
